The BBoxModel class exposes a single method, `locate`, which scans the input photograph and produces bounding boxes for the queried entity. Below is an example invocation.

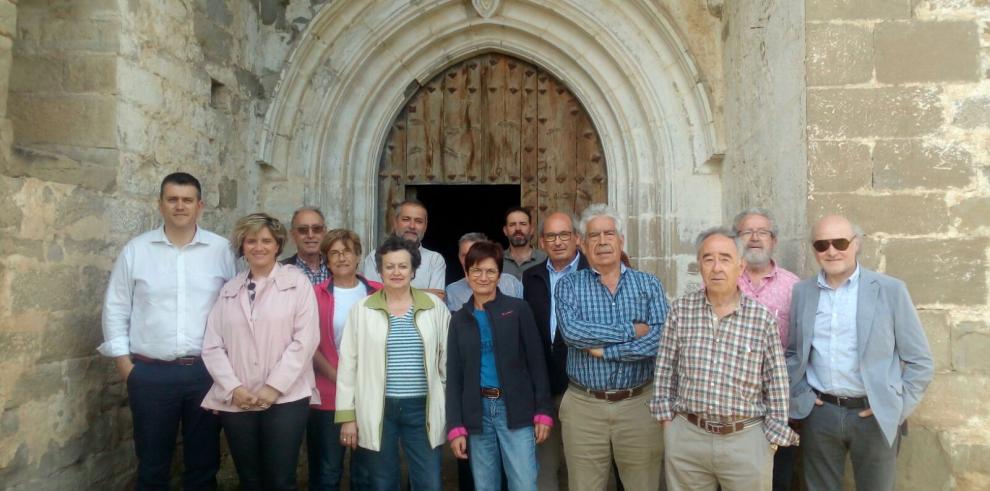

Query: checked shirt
[555,265,669,391]
[650,289,798,446]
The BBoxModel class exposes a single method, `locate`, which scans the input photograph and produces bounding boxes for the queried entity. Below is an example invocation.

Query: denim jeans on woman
[219,397,310,491]
[307,408,370,490]
[363,396,442,491]
[469,397,538,491]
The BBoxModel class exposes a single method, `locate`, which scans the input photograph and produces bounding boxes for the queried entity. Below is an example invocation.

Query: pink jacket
[312,275,382,410]
[201,263,320,412]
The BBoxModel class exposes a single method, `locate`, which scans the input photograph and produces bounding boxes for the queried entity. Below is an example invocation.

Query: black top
[521,252,590,395]
[446,292,553,433]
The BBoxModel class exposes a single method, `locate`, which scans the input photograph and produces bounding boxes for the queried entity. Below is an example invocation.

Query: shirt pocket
[727,340,763,397]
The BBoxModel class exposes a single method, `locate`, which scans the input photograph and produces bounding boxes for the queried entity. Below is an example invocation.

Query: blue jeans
[307,408,369,490]
[364,397,441,491]
[468,397,537,491]
[802,401,900,491]
[126,359,220,490]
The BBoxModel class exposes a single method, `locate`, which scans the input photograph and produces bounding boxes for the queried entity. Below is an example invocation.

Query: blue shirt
[555,265,669,391]
[473,309,501,388]
[548,253,582,343]
[445,274,524,312]
[385,310,428,397]
[808,265,865,397]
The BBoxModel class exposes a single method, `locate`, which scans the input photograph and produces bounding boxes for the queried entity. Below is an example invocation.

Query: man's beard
[509,234,529,247]
[743,247,772,267]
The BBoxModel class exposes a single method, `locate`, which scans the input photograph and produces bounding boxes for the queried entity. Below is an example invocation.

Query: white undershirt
[333,283,366,349]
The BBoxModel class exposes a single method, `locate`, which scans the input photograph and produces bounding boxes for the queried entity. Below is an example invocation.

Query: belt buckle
[177,357,196,366]
[703,420,720,433]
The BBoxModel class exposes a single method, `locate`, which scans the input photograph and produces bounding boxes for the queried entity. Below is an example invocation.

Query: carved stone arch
[258,0,724,292]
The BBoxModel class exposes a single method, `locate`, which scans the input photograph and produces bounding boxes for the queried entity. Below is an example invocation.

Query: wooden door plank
[406,82,442,183]
[520,63,540,221]
[486,54,522,185]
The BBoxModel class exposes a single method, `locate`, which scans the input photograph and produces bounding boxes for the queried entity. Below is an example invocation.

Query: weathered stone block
[951,196,990,233]
[885,238,987,305]
[953,321,990,372]
[808,192,950,235]
[807,0,912,20]
[873,139,974,190]
[6,146,118,193]
[0,176,23,229]
[808,87,943,139]
[953,96,990,129]
[876,21,981,83]
[8,94,117,147]
[9,54,63,93]
[896,424,953,491]
[914,373,990,427]
[808,140,872,192]
[807,23,874,86]
[65,54,117,93]
[40,17,120,52]
[54,187,107,229]
[218,176,237,209]
[10,265,86,313]
[7,361,62,409]
[0,0,16,38]
[919,310,952,372]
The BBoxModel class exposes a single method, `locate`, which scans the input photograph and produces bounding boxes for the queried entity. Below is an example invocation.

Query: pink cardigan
[201,263,320,412]
[312,275,382,410]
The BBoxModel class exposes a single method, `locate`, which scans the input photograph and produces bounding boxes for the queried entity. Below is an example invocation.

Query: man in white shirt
[361,199,447,299]
[100,172,236,490]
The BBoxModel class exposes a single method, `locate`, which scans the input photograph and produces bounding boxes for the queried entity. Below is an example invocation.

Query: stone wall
[805,0,990,489]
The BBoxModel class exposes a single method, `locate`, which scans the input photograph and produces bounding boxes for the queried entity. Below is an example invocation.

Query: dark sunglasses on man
[812,237,855,253]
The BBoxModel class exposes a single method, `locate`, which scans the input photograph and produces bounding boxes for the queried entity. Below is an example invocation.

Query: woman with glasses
[335,236,451,490]
[200,213,320,490]
[308,229,382,490]
[446,240,553,491]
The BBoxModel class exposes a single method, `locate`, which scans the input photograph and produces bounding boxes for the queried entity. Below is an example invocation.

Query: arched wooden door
[378,53,607,239]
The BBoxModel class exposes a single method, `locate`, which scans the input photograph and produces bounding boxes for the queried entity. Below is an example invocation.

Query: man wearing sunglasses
[281,206,329,285]
[786,215,933,491]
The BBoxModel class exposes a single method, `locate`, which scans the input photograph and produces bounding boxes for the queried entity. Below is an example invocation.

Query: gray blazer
[785,267,933,447]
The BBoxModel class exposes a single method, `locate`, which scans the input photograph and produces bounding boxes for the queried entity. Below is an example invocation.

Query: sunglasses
[812,237,855,253]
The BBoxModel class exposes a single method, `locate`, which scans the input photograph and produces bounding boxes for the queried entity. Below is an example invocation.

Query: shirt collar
[816,263,861,290]
[547,253,581,274]
[152,226,206,246]
[591,262,628,277]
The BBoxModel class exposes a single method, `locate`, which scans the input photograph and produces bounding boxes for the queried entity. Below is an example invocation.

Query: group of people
[101,171,934,491]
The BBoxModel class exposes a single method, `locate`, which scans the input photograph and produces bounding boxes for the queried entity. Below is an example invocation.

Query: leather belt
[481,387,503,399]
[815,390,869,409]
[681,413,763,435]
[132,353,200,366]
[569,382,649,403]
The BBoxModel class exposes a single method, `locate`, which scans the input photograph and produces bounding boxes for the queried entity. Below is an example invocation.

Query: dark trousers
[308,408,368,490]
[771,444,797,491]
[221,398,310,491]
[126,359,220,491]
[802,402,900,491]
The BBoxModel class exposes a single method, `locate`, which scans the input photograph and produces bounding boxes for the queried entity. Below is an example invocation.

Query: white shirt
[361,244,447,290]
[808,265,865,397]
[332,283,366,349]
[99,227,236,360]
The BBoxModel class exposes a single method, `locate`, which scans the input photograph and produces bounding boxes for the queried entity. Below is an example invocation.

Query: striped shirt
[385,310,428,397]
[555,265,669,391]
[650,289,798,446]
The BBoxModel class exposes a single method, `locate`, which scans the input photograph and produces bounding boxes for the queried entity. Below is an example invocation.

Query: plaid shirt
[555,265,669,391]
[294,256,329,285]
[650,289,798,446]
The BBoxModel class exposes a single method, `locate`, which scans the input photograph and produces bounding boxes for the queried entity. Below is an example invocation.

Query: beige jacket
[334,288,450,451]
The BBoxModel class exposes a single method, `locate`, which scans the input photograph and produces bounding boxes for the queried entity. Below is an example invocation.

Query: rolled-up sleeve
[99,244,134,357]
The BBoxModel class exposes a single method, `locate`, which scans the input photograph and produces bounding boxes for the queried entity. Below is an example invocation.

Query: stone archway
[258,0,725,292]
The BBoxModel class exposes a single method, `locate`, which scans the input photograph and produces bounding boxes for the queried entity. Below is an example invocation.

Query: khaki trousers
[560,387,664,491]
[664,415,774,491]
[537,393,565,491]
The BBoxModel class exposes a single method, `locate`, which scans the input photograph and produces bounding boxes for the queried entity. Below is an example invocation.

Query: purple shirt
[737,262,799,348]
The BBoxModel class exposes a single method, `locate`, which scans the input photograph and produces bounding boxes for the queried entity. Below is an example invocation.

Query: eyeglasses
[738,229,773,239]
[812,237,855,253]
[327,249,354,259]
[542,231,574,243]
[468,267,499,278]
[294,225,326,235]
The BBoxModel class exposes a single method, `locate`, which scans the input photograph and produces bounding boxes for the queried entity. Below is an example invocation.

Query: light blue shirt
[808,265,865,397]
[444,274,524,312]
[548,253,582,343]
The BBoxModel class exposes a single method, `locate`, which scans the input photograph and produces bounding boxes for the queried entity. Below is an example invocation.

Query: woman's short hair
[230,212,288,258]
[320,228,363,259]
[464,241,504,275]
[374,235,421,274]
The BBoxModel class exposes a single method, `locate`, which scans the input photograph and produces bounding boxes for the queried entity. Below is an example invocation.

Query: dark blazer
[279,254,299,266]
[786,267,934,447]
[522,253,590,395]
[446,292,553,434]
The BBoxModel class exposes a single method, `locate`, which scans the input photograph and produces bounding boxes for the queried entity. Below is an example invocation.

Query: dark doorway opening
[412,184,520,284]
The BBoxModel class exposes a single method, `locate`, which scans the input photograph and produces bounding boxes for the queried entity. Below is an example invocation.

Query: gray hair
[578,204,624,237]
[458,232,489,245]
[731,208,778,237]
[290,206,325,226]
[694,227,745,258]
[539,212,580,235]
[808,218,866,242]
[394,199,428,219]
